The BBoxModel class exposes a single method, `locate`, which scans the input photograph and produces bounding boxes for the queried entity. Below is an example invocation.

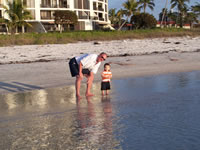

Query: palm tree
[159,8,168,27]
[184,11,198,28]
[118,0,138,30]
[0,0,32,34]
[116,9,125,27]
[170,0,190,27]
[191,2,200,16]
[160,0,168,27]
[137,0,155,13]
[109,8,117,25]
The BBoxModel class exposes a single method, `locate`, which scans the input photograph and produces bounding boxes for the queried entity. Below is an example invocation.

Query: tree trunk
[161,0,168,28]
[180,13,183,28]
[22,25,25,33]
[16,27,18,34]
[118,17,129,31]
[59,24,63,33]
[5,25,9,34]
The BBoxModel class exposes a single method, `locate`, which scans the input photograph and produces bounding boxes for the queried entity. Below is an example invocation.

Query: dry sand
[0,36,200,94]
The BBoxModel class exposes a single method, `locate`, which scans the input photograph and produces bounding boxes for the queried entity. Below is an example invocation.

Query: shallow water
[0,71,200,150]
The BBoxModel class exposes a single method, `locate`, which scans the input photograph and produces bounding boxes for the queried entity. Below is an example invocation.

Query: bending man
[69,52,107,99]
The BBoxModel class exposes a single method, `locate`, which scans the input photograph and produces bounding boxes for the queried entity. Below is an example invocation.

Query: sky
[108,0,199,19]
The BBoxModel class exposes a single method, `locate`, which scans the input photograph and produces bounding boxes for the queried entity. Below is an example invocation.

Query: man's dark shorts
[69,57,90,77]
[101,82,111,90]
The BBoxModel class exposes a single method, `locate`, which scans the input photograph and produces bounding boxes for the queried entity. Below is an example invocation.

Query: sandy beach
[0,36,200,94]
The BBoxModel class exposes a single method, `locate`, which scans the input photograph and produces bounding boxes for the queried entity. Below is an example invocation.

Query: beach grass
[0,28,200,46]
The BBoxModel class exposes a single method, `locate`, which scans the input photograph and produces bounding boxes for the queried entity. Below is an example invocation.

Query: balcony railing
[41,4,69,8]
[99,18,104,21]
[41,4,57,8]
[90,16,99,20]
[79,16,89,19]
[41,16,54,20]
[98,7,104,11]
[59,4,69,8]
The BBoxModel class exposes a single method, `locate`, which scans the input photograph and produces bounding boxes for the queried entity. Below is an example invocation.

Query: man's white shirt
[75,54,101,74]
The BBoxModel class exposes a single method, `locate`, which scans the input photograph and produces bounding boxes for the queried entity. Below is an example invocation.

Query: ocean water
[0,71,200,150]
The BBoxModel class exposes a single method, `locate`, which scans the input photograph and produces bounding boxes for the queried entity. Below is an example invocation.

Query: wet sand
[0,37,200,94]
[0,51,200,94]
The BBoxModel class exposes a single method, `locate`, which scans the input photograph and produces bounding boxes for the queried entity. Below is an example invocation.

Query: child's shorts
[101,82,111,90]
[69,57,90,77]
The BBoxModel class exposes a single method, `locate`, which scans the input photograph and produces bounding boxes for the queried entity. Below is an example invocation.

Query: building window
[41,10,54,20]
[74,0,89,9]
[29,10,35,20]
[83,0,89,10]
[93,2,97,10]
[75,21,85,30]
[99,13,104,21]
[41,0,57,8]
[78,11,89,19]
[74,0,82,9]
[23,0,35,8]
[59,0,69,8]
[98,3,104,11]
[105,4,107,12]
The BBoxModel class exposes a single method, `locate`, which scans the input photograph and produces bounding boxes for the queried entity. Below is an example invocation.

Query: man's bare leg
[76,76,82,99]
[102,90,104,96]
[86,74,94,97]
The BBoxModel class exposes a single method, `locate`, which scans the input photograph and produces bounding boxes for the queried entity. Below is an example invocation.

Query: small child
[101,63,112,96]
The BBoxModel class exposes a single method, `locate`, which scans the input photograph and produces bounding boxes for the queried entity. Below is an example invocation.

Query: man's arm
[77,62,83,78]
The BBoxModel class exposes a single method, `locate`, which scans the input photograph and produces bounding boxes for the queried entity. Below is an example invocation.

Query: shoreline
[0,36,200,94]
[0,52,200,95]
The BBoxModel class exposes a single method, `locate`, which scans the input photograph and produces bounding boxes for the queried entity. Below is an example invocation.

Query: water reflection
[74,96,120,149]
[0,71,200,149]
[0,84,121,149]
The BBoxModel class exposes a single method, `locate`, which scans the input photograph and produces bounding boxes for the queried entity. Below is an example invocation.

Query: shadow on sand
[0,82,42,93]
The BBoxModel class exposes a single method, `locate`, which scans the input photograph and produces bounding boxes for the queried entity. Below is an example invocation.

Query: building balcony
[59,4,69,8]
[98,7,104,11]
[99,18,104,21]
[41,4,57,8]
[90,16,99,20]
[41,16,54,20]
[79,16,89,20]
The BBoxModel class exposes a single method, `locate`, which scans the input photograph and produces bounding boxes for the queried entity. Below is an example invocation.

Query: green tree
[191,2,200,17]
[109,8,118,24]
[54,10,78,33]
[168,11,179,24]
[116,9,125,27]
[0,0,32,34]
[159,8,168,22]
[184,12,198,28]
[137,0,155,13]
[131,13,157,29]
[170,0,190,27]
[118,0,138,30]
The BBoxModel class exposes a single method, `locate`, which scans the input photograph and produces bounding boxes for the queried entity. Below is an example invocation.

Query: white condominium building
[0,0,110,32]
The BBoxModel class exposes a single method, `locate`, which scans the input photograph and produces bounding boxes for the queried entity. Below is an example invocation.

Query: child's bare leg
[106,90,109,95]
[102,90,104,96]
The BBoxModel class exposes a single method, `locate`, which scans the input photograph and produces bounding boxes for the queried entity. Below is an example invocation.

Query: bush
[131,13,157,29]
